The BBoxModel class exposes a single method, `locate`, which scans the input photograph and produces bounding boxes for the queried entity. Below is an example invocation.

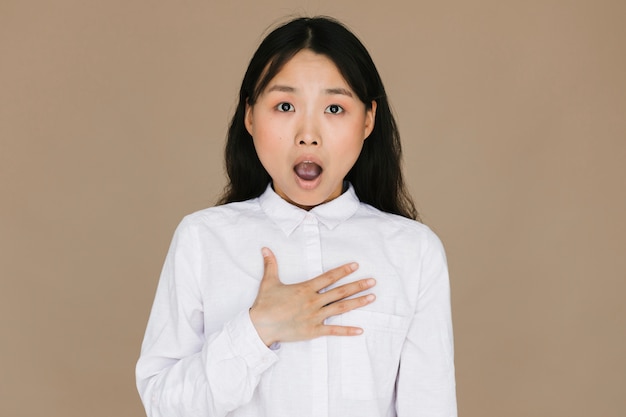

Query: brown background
[2,1,625,416]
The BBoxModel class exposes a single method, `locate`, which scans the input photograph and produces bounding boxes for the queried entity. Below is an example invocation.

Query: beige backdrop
[2,1,625,416]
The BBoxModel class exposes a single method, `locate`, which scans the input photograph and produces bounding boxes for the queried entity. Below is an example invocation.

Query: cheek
[335,123,367,156]
[331,139,364,175]
[332,115,368,139]
[253,115,290,143]
[252,137,275,164]
[251,119,277,152]
[252,134,287,176]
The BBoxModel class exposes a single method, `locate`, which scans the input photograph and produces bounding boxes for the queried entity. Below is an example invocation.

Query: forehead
[264,50,350,89]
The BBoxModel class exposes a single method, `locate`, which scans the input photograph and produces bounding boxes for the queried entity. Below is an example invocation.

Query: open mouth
[294,161,322,181]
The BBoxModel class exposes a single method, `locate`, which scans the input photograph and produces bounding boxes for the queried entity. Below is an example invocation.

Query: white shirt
[136,184,457,417]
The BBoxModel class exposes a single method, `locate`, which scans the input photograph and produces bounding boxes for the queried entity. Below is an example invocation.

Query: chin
[277,183,335,209]
[289,193,327,210]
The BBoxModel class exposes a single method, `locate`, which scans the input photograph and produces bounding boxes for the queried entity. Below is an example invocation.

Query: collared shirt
[136,184,457,417]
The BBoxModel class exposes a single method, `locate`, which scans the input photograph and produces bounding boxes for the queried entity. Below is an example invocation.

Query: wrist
[249,307,278,347]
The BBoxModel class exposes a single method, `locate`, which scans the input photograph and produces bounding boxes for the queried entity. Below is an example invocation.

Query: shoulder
[175,198,264,235]
[351,203,447,268]
[357,203,443,245]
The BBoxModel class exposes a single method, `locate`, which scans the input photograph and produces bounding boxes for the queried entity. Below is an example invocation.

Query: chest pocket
[337,309,411,400]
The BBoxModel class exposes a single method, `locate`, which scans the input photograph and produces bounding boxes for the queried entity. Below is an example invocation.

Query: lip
[293,154,323,167]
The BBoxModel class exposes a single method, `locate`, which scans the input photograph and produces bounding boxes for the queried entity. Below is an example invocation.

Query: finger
[316,324,364,337]
[309,262,359,292]
[319,278,376,306]
[260,247,280,285]
[321,293,376,318]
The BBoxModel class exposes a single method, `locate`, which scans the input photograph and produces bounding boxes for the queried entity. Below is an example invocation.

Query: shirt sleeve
[395,230,457,417]
[135,218,278,417]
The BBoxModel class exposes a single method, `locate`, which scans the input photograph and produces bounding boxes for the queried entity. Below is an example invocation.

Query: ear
[363,100,377,140]
[244,100,254,136]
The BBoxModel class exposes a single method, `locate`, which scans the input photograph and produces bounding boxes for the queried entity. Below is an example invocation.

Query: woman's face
[245,49,376,210]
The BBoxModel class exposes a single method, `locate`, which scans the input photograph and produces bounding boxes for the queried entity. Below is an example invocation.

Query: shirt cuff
[225,309,279,374]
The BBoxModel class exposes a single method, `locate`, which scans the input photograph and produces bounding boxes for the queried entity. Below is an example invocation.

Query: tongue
[294,162,322,181]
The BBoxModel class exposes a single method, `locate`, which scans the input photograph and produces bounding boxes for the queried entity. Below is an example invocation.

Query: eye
[276,102,295,112]
[325,104,344,114]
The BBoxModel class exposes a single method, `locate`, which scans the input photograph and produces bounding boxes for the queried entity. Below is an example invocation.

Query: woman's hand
[249,247,376,346]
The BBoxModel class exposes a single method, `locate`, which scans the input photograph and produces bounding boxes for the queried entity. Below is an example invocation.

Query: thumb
[260,247,280,286]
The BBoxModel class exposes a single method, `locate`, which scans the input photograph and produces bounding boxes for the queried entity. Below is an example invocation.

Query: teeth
[294,161,322,181]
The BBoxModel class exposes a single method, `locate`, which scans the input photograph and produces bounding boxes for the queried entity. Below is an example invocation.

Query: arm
[396,231,457,417]
[135,219,277,417]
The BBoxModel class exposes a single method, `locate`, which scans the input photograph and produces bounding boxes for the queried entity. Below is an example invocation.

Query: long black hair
[217,16,418,220]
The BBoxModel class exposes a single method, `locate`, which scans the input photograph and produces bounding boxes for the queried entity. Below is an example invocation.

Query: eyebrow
[325,87,353,97]
[266,85,354,98]
[266,85,296,93]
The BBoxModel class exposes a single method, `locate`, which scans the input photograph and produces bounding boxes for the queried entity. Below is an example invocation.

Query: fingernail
[365,294,376,302]
[261,247,270,257]
[349,262,358,271]
[366,278,376,287]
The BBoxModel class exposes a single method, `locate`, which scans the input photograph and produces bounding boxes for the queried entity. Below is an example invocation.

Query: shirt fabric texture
[136,183,457,417]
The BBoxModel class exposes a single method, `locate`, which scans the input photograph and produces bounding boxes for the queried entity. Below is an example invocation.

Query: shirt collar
[258,183,361,235]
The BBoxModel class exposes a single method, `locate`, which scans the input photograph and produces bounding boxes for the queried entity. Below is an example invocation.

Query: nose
[295,114,320,146]
[298,136,318,146]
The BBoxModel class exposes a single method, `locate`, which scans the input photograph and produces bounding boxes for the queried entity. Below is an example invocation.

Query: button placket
[302,213,328,416]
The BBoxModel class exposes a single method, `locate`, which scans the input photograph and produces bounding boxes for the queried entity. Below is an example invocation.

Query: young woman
[136,16,457,417]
